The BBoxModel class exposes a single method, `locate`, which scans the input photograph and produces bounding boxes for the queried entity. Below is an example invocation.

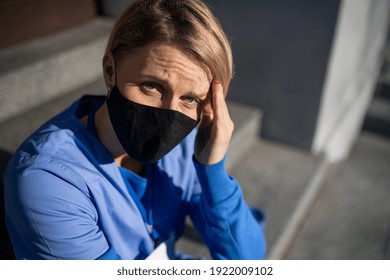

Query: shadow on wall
[0,150,15,259]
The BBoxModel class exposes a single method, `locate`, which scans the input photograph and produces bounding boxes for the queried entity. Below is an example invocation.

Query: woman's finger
[211,81,234,142]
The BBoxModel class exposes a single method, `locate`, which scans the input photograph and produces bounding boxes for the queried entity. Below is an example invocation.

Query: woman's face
[110,43,212,120]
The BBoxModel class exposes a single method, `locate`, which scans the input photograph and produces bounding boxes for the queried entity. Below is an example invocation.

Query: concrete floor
[286,132,390,260]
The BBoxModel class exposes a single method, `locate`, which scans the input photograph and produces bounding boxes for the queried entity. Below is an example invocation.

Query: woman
[4,0,266,259]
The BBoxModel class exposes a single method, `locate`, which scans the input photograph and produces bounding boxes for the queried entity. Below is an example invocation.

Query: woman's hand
[195,80,234,165]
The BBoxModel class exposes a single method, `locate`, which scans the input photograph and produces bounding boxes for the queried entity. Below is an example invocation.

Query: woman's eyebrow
[186,91,208,100]
[189,79,213,101]
[138,72,210,99]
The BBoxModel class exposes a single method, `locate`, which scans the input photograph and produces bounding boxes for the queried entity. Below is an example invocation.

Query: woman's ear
[102,53,115,88]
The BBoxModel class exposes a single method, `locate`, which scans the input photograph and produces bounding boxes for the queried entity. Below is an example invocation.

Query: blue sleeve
[4,159,109,260]
[188,156,266,260]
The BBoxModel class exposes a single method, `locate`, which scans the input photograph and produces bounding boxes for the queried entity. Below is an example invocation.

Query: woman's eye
[142,82,159,92]
[183,97,200,106]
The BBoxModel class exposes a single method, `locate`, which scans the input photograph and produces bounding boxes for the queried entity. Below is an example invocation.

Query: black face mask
[106,86,199,163]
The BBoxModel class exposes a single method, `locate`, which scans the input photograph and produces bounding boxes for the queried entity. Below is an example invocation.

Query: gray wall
[204,0,341,150]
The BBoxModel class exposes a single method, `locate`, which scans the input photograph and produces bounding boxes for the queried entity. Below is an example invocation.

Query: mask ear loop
[106,57,118,100]
[208,78,214,108]
[113,58,118,86]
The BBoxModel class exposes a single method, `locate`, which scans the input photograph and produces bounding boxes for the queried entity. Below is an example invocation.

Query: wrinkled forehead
[115,42,212,94]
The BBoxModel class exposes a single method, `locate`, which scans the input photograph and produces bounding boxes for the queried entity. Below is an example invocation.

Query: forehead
[117,43,211,91]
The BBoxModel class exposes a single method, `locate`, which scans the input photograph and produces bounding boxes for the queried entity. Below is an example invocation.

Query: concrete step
[0,17,113,123]
[231,139,325,259]
[286,132,390,259]
[225,101,263,171]
[0,79,106,153]
[378,41,390,85]
[363,95,390,137]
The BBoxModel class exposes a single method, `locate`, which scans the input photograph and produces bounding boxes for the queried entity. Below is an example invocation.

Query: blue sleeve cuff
[97,246,122,260]
[192,155,238,206]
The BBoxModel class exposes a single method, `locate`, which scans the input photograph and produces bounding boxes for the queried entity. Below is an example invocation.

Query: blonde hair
[105,0,233,94]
